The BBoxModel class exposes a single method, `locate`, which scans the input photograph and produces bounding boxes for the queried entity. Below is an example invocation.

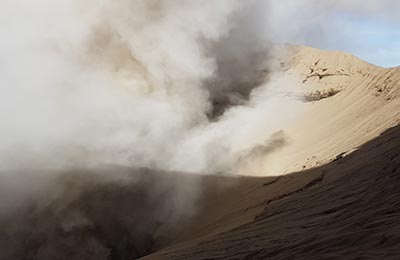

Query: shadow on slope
[0,167,233,260]
[0,124,399,260]
[142,124,400,260]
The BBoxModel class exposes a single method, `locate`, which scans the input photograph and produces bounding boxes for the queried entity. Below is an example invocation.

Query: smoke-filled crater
[0,1,292,260]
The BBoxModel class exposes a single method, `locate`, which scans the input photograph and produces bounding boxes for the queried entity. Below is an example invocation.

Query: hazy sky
[312,13,399,68]
[344,16,400,68]
[270,2,400,68]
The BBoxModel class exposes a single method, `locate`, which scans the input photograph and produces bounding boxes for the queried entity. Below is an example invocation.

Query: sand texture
[140,46,400,259]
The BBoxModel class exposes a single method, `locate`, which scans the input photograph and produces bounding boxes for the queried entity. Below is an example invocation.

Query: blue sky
[332,13,400,68]
[270,4,400,68]
[314,13,400,68]
[351,20,400,68]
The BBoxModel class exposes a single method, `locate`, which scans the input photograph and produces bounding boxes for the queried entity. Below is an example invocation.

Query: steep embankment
[140,46,400,260]
[260,45,400,174]
[142,125,400,260]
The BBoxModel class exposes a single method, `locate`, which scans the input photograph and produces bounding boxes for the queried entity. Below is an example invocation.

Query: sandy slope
[142,124,400,260]
[140,46,400,259]
[257,45,400,175]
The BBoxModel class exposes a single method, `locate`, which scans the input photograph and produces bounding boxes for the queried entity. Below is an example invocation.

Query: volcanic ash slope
[259,45,400,175]
[141,46,400,260]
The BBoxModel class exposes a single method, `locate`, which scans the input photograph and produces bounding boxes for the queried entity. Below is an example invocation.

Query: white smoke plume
[2,0,394,259]
[0,1,300,259]
[3,0,394,174]
[0,0,298,175]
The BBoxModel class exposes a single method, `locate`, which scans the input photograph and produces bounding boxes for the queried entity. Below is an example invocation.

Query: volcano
[1,45,399,260]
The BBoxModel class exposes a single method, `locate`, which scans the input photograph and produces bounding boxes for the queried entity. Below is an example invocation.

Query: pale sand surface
[140,46,400,259]
[143,124,400,260]
[257,45,400,175]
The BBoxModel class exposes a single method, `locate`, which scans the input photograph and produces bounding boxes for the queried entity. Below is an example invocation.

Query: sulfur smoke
[0,0,294,174]
[0,1,298,259]
[2,0,395,173]
[1,0,393,259]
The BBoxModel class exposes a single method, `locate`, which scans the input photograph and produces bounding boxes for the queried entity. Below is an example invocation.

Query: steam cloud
[0,1,297,259]
[0,0,394,259]
[0,0,298,175]
[2,0,395,173]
